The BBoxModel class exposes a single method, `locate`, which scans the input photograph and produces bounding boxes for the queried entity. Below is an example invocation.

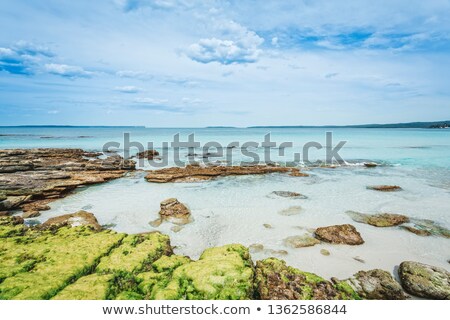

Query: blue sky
[0,0,449,126]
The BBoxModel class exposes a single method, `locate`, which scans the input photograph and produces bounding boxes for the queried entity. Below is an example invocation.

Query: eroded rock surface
[399,261,450,299]
[0,149,134,214]
[145,165,308,183]
[314,224,364,245]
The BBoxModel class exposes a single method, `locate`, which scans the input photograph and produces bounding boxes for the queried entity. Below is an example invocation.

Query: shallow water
[2,127,450,278]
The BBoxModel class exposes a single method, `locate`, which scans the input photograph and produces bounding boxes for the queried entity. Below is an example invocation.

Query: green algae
[149,244,254,300]
[96,232,172,274]
[52,274,114,300]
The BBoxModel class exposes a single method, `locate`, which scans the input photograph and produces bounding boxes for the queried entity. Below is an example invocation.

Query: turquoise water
[1,126,449,278]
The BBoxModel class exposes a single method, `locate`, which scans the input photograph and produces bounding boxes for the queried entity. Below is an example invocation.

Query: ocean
[1,126,449,278]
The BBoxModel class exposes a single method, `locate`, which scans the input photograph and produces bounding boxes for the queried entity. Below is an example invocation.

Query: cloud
[0,41,54,75]
[131,97,186,113]
[116,0,179,12]
[186,20,264,64]
[44,63,94,78]
[325,72,339,79]
[114,85,142,93]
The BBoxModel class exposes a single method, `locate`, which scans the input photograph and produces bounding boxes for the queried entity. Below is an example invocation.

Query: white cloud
[114,85,142,93]
[44,63,94,78]
[186,20,264,64]
[134,97,169,104]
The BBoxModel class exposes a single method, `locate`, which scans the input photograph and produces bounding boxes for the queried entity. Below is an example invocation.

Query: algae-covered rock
[52,274,114,300]
[334,269,407,300]
[314,224,364,245]
[347,211,409,227]
[398,261,450,299]
[254,258,360,300]
[96,232,172,274]
[150,244,254,299]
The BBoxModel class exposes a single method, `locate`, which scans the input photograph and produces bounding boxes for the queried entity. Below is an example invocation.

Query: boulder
[254,258,360,300]
[40,210,102,231]
[347,211,409,227]
[398,261,450,299]
[314,224,364,245]
[158,198,191,225]
[333,269,407,300]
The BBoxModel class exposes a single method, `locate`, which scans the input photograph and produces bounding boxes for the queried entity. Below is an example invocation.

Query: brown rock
[364,162,378,168]
[40,210,102,231]
[136,150,159,160]
[270,191,307,199]
[158,198,191,225]
[289,168,310,177]
[347,211,409,227]
[400,226,432,237]
[367,185,402,192]
[22,211,41,219]
[314,224,364,245]
[145,165,297,183]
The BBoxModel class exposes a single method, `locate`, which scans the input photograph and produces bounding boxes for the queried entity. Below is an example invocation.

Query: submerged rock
[270,191,308,199]
[249,243,265,253]
[255,258,360,300]
[400,226,432,237]
[284,235,320,248]
[279,206,302,216]
[263,223,273,229]
[40,210,103,231]
[320,249,330,256]
[347,211,409,227]
[367,185,402,192]
[398,261,450,299]
[314,224,364,245]
[22,211,40,219]
[364,162,378,168]
[353,257,365,263]
[289,168,310,177]
[407,219,450,239]
[334,269,407,300]
[158,198,191,225]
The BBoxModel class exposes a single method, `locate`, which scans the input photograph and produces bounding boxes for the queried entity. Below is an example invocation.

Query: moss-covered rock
[333,269,407,300]
[254,258,360,300]
[52,274,114,300]
[149,244,254,300]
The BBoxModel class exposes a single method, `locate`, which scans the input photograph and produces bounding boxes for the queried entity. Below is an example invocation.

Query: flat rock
[314,224,364,245]
[400,226,432,236]
[270,191,307,199]
[284,235,320,248]
[367,185,402,192]
[347,211,409,227]
[22,211,41,219]
[279,206,302,216]
[145,165,298,183]
[334,269,407,300]
[399,261,450,299]
[40,210,102,231]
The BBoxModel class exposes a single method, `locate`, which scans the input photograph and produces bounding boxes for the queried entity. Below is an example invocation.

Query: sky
[0,0,449,127]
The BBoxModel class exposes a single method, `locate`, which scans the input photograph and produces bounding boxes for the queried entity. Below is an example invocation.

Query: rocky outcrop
[347,211,409,227]
[145,165,308,183]
[367,185,402,192]
[40,210,103,231]
[136,150,159,160]
[254,258,360,300]
[398,261,450,299]
[154,198,191,225]
[333,269,407,300]
[314,224,364,245]
[0,149,135,214]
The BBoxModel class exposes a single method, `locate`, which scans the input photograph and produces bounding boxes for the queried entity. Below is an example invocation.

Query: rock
[0,211,10,217]
[22,211,41,219]
[0,148,134,210]
[264,249,288,256]
[314,224,364,245]
[263,223,273,229]
[367,185,402,192]
[40,210,102,231]
[353,257,365,263]
[289,168,310,177]
[158,198,191,225]
[145,165,299,183]
[284,235,321,248]
[334,269,407,300]
[270,191,308,199]
[279,206,302,216]
[249,243,265,253]
[408,219,450,239]
[320,249,330,256]
[136,150,159,160]
[170,225,183,233]
[399,261,450,299]
[364,162,378,168]
[400,226,432,237]
[347,211,409,227]
[22,201,51,213]
[254,258,360,300]
[149,218,163,228]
